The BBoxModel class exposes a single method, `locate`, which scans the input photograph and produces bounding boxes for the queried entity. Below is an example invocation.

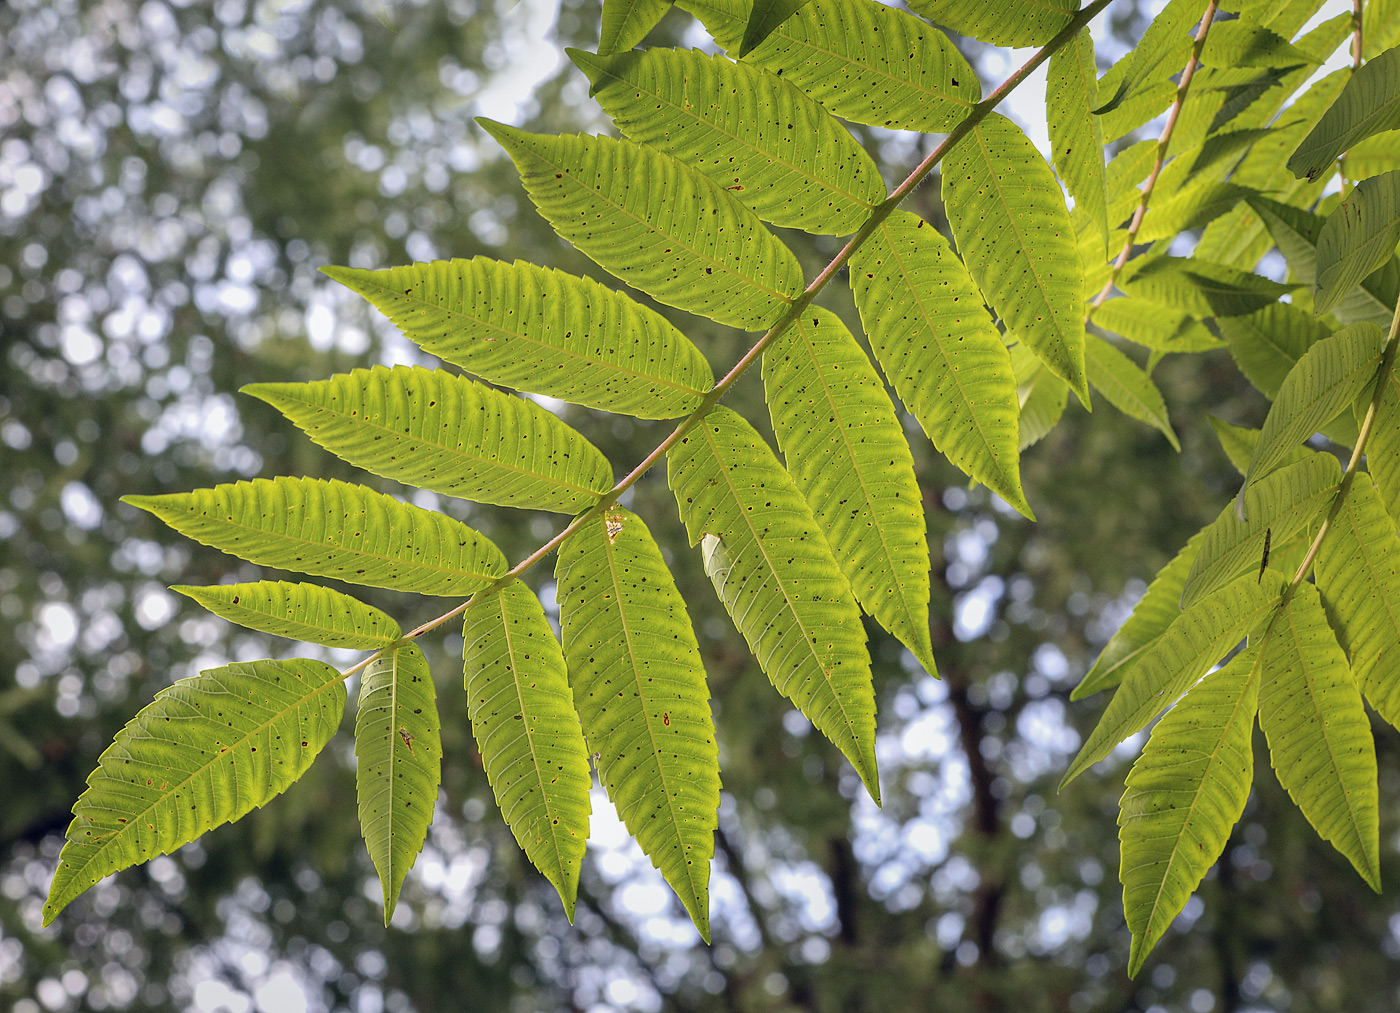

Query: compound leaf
[668,407,879,802]
[43,659,346,925]
[762,306,936,672]
[125,478,506,598]
[1315,171,1400,316]
[245,366,613,515]
[556,508,719,940]
[463,580,592,920]
[324,259,713,420]
[172,581,401,650]
[355,642,440,924]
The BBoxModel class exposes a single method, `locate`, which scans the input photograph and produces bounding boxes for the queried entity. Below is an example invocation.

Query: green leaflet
[667,406,879,802]
[1119,255,1296,318]
[355,642,440,923]
[679,0,980,132]
[1207,417,1313,477]
[245,366,613,515]
[598,0,671,55]
[762,307,937,672]
[1071,528,1206,701]
[1061,573,1279,788]
[125,478,506,598]
[849,212,1027,518]
[1135,183,1256,244]
[739,0,813,56]
[1217,304,1356,446]
[1348,130,1400,179]
[323,259,713,419]
[1084,335,1178,449]
[1259,581,1381,890]
[463,580,592,920]
[555,508,719,940]
[1315,172,1400,316]
[1315,479,1400,730]
[1047,28,1109,257]
[1182,453,1341,609]
[1119,644,1261,977]
[1200,23,1311,69]
[480,121,802,331]
[1370,369,1400,526]
[1289,45,1400,180]
[572,47,884,235]
[43,659,346,926]
[1010,344,1069,452]
[1104,139,1156,221]
[1250,195,1400,329]
[907,0,1076,47]
[1364,0,1400,60]
[943,113,1090,405]
[1197,69,1348,268]
[1091,298,1222,354]
[1239,322,1384,510]
[1094,0,1200,141]
[172,581,401,650]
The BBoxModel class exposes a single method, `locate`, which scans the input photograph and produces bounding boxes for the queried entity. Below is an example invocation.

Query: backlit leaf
[1084,335,1178,449]
[1259,581,1380,889]
[739,0,813,56]
[763,306,936,672]
[680,0,980,132]
[1062,574,1278,787]
[463,580,592,920]
[44,659,346,925]
[355,642,440,923]
[323,259,713,419]
[1315,479,1400,730]
[125,478,506,598]
[172,581,401,650]
[246,366,613,514]
[572,47,883,234]
[1315,171,1400,316]
[1091,297,1222,354]
[556,508,719,939]
[907,0,1076,48]
[1010,343,1070,452]
[1048,28,1109,257]
[1367,368,1400,526]
[943,113,1089,404]
[1288,45,1400,180]
[1119,645,1260,977]
[849,211,1027,517]
[668,407,879,802]
[480,120,802,330]
[1119,255,1297,318]
[598,0,671,54]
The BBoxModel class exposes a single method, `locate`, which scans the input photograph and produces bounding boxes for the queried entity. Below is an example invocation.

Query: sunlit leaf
[125,478,507,597]
[463,580,592,920]
[556,508,719,939]
[172,581,401,650]
[245,366,613,514]
[480,120,802,330]
[44,659,347,925]
[1259,581,1381,889]
[572,47,884,234]
[849,211,1027,517]
[597,0,671,54]
[907,0,1076,48]
[763,306,936,671]
[1083,335,1178,448]
[323,259,713,419]
[1119,255,1297,318]
[1048,28,1109,257]
[1289,45,1400,180]
[668,407,879,801]
[943,113,1089,404]
[1315,171,1400,315]
[355,642,439,923]
[1119,645,1260,976]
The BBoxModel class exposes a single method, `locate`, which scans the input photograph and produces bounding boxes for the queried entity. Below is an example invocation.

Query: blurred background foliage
[2,0,1399,1010]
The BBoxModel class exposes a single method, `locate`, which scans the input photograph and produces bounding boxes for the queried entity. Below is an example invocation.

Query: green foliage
[40,0,1400,984]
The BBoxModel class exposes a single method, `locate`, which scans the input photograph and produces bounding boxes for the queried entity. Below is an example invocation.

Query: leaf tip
[1126,934,1153,978]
